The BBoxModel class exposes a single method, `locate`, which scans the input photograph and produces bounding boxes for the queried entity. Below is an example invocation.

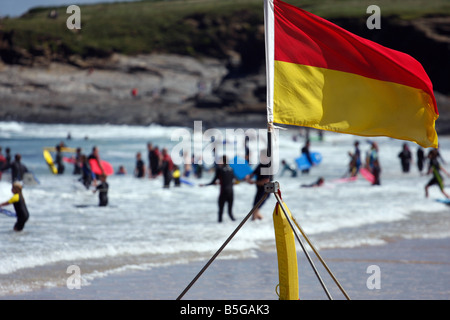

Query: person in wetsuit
[79,154,94,189]
[93,174,109,206]
[398,143,412,173]
[149,146,161,178]
[0,182,30,231]
[201,155,236,223]
[161,148,173,188]
[300,140,313,174]
[134,152,145,178]
[246,150,273,221]
[73,147,82,175]
[55,145,65,174]
[2,154,28,183]
[425,149,450,198]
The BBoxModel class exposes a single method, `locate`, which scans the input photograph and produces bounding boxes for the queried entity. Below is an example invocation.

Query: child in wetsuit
[93,174,109,206]
[0,182,30,231]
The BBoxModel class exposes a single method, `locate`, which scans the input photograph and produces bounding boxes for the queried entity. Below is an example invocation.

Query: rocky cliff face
[0,14,449,132]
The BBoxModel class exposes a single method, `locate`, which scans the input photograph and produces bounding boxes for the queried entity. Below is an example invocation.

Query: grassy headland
[1,0,449,59]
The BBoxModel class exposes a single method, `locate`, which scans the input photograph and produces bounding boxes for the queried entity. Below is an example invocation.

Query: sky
[1,0,140,17]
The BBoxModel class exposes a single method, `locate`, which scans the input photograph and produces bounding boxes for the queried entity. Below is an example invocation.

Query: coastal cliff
[0,1,449,132]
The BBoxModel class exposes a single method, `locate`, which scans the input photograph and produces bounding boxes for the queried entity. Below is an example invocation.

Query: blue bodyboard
[435,198,450,205]
[180,178,195,186]
[295,152,322,170]
[0,208,16,217]
[229,156,253,180]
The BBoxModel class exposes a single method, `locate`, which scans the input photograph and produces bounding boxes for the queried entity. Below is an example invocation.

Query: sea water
[0,121,449,296]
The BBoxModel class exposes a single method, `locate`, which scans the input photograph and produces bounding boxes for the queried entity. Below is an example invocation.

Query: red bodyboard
[360,167,375,183]
[89,159,114,176]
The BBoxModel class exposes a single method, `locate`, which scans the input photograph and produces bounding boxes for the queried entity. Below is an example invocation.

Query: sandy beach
[2,237,449,301]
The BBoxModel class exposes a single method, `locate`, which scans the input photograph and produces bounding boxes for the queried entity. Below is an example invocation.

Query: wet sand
[2,237,449,301]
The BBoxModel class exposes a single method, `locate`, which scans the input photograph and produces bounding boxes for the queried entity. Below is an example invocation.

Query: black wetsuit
[4,161,28,183]
[135,159,145,178]
[207,164,235,222]
[301,146,312,174]
[161,155,173,188]
[96,182,109,207]
[150,149,160,176]
[398,149,412,173]
[80,160,93,189]
[9,193,29,231]
[252,163,272,207]
[73,153,82,175]
[55,151,65,174]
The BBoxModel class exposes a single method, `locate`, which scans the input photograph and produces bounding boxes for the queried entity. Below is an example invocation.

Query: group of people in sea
[132,143,194,188]
[1,133,450,231]
[328,138,449,199]
[285,132,450,201]
[135,143,272,222]
[51,144,109,207]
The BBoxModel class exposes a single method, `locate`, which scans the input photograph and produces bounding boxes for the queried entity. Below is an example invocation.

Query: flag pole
[263,0,350,300]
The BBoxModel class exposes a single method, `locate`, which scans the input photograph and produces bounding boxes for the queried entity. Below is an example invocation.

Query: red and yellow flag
[264,0,438,148]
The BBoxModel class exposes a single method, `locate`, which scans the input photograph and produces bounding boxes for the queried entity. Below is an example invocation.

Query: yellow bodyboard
[43,150,57,174]
[273,202,299,300]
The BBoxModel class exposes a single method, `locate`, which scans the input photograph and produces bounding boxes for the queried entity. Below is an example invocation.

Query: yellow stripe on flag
[273,60,438,148]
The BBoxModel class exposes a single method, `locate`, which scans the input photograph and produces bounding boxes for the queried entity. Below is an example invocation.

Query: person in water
[301,177,324,188]
[0,182,30,231]
[134,152,146,178]
[201,155,236,223]
[73,147,82,175]
[161,148,174,188]
[149,145,161,178]
[246,150,272,221]
[425,149,450,198]
[280,159,297,177]
[398,143,412,173]
[2,153,29,184]
[55,145,65,174]
[348,141,361,177]
[172,165,181,187]
[367,142,381,185]
[93,174,109,206]
[300,140,313,174]
[79,154,94,189]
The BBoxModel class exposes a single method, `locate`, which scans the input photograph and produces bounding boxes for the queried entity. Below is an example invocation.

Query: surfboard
[180,178,195,186]
[89,159,114,176]
[44,147,77,153]
[23,172,40,186]
[360,167,375,183]
[43,150,57,174]
[295,152,322,170]
[435,199,450,205]
[0,208,16,217]
[74,204,117,208]
[229,156,253,180]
